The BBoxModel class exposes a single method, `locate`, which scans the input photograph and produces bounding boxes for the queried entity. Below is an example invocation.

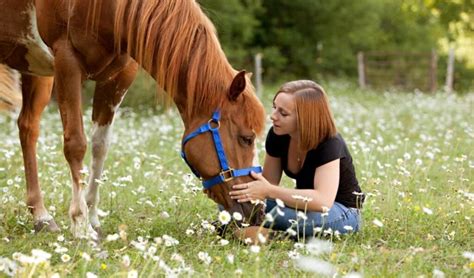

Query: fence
[358,50,438,92]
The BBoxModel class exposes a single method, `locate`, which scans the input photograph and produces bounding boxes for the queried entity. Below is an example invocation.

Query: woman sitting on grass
[229,80,364,241]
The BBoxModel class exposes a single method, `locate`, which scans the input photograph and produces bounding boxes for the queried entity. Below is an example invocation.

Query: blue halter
[181,110,262,189]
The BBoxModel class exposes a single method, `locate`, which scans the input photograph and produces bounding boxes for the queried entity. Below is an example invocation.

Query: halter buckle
[220,168,234,182]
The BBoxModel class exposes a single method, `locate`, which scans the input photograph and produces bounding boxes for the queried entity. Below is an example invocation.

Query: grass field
[0,82,473,277]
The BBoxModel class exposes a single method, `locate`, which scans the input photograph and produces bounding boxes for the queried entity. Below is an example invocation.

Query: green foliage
[197,0,473,91]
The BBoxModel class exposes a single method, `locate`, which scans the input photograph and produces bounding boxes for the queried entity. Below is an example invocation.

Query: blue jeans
[264,199,361,238]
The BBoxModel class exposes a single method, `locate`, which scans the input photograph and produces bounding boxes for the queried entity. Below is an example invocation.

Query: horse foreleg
[17,74,58,232]
[53,39,95,239]
[86,60,138,235]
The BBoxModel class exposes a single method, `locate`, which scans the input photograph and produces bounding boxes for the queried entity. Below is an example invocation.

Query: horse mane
[111,0,264,134]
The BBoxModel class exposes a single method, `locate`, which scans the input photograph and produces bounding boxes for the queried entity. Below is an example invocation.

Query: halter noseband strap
[181,110,262,189]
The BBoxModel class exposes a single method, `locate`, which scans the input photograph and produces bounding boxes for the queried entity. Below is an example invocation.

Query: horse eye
[239,135,255,146]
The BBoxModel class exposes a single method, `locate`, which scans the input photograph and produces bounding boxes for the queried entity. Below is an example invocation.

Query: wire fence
[358,50,437,92]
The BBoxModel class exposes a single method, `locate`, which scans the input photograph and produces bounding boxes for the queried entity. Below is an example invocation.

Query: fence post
[445,47,455,94]
[254,53,263,97]
[357,52,366,88]
[429,49,438,92]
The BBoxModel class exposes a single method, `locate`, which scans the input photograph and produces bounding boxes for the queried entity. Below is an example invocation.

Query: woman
[229,80,364,241]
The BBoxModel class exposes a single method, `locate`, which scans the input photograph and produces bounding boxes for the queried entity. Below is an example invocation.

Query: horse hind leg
[17,74,58,232]
[85,60,138,236]
[52,38,95,239]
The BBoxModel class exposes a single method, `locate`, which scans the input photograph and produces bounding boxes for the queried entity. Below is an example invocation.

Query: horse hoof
[34,219,60,233]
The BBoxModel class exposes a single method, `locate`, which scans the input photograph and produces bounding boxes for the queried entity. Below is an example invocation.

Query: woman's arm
[262,154,283,186]
[231,159,340,212]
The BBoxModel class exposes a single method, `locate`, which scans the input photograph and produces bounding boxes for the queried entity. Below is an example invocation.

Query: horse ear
[228,70,247,102]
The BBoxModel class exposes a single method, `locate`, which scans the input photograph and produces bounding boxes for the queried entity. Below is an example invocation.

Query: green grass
[0,81,473,277]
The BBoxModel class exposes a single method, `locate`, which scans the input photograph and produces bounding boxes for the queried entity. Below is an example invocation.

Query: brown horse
[1,0,265,238]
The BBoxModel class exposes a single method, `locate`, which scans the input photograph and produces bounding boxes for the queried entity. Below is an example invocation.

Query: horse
[0,64,21,112]
[1,0,266,238]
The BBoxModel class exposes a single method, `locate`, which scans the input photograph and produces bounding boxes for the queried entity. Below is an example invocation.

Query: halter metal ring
[208,118,220,129]
[220,168,234,182]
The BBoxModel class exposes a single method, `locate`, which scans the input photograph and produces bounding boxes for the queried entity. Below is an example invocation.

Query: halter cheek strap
[181,110,262,189]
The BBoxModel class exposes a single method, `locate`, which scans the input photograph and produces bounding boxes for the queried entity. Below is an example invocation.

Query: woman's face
[271,93,297,136]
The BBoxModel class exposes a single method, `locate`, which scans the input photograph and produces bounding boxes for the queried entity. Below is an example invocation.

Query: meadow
[0,81,472,277]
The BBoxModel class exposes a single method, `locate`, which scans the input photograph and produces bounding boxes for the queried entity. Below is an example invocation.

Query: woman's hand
[229,171,272,203]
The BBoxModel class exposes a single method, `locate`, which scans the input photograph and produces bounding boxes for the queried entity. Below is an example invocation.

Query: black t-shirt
[265,127,364,208]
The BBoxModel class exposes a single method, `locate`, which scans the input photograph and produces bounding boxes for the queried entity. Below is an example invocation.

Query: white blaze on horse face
[20,4,54,75]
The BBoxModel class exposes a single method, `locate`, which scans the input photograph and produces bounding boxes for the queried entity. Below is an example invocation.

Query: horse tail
[0,64,22,112]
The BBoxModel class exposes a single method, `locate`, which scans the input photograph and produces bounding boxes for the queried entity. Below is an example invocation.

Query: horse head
[181,71,266,226]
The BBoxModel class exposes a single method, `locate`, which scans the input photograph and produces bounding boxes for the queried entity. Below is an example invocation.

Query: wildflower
[292,195,312,202]
[343,272,363,278]
[81,252,91,261]
[372,218,384,227]
[415,159,422,166]
[232,212,243,221]
[147,246,157,256]
[276,207,285,216]
[294,256,336,276]
[286,228,297,237]
[297,211,308,220]
[0,257,17,276]
[463,251,474,261]
[185,229,195,236]
[198,252,212,265]
[162,234,179,246]
[276,198,285,207]
[106,233,120,242]
[265,213,274,222]
[171,253,183,263]
[31,249,52,262]
[128,270,138,278]
[235,269,243,275]
[54,245,68,254]
[61,254,71,263]
[122,255,131,268]
[218,210,231,225]
[101,263,107,270]
[257,233,267,244]
[432,268,445,278]
[306,239,333,255]
[250,245,260,253]
[422,207,433,215]
[321,206,330,217]
[288,250,300,259]
[57,235,65,242]
[130,240,147,251]
[86,272,97,278]
[227,254,234,264]
[323,228,333,236]
[219,239,229,246]
[159,211,170,218]
[344,225,354,232]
